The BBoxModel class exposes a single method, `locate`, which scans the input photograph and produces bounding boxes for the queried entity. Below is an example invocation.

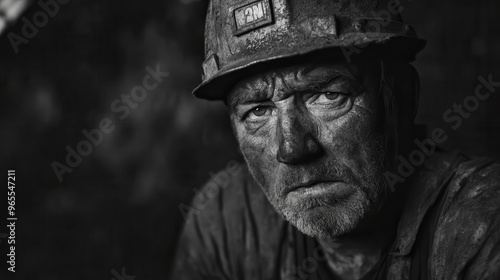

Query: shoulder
[180,160,248,226]
[440,155,500,222]
[438,155,500,230]
[181,160,280,229]
[171,161,286,279]
[431,154,500,279]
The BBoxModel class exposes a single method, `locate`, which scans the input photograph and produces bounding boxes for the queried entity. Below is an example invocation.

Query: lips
[285,180,355,200]
[286,178,341,194]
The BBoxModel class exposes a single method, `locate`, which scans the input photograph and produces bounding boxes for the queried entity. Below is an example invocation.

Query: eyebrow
[228,79,271,110]
[302,65,357,86]
[301,72,344,91]
[229,66,357,109]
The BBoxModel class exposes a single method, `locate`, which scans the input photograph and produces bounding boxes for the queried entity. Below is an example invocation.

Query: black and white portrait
[0,0,499,279]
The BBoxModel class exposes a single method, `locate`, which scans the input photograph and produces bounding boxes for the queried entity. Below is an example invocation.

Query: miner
[171,0,500,279]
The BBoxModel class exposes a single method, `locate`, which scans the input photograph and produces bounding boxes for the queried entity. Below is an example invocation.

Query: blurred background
[0,0,498,279]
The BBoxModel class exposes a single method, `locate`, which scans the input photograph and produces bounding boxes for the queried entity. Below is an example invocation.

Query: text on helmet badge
[233,0,274,36]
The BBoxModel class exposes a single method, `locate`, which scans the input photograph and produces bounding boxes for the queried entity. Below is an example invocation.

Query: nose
[276,109,324,164]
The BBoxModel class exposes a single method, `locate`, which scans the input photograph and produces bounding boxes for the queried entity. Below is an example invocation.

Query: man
[171,0,500,279]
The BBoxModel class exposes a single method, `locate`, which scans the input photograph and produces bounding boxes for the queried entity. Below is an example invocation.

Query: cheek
[233,120,279,189]
[318,99,384,173]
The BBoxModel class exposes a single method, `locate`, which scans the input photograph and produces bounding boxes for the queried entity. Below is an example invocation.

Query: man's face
[228,59,389,239]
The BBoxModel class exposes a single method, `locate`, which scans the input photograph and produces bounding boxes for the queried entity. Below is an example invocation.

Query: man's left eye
[321,92,341,100]
[311,92,346,105]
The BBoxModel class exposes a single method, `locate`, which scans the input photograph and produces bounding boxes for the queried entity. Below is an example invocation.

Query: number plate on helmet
[233,0,274,36]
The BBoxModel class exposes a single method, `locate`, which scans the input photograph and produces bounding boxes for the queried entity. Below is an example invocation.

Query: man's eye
[244,106,273,121]
[251,106,269,116]
[321,92,341,101]
[311,92,346,105]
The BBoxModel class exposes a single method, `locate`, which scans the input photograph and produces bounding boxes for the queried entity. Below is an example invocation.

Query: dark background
[0,0,498,279]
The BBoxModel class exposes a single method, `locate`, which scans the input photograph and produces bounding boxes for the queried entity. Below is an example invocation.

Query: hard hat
[193,0,426,100]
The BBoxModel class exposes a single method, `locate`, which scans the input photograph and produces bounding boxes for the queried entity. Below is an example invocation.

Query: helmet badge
[233,0,274,36]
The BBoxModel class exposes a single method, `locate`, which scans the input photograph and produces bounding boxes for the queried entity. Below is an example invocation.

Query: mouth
[286,180,354,199]
[288,179,337,193]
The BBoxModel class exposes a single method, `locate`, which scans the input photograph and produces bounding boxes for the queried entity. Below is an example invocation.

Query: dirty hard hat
[193,0,426,100]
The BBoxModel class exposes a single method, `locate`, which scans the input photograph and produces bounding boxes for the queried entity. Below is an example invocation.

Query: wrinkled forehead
[227,58,381,107]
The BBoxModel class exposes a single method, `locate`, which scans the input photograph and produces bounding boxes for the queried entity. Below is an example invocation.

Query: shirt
[170,150,500,279]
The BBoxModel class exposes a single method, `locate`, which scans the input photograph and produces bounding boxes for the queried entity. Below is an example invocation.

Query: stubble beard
[248,140,389,239]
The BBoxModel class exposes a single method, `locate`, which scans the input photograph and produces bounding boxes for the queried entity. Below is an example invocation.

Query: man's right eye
[244,106,273,121]
[251,106,269,116]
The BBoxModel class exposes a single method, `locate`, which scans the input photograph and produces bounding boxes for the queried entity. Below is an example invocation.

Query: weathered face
[228,59,388,239]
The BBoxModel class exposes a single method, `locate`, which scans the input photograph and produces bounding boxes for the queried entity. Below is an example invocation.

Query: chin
[280,192,373,239]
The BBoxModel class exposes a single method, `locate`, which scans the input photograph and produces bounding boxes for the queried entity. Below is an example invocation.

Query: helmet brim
[193,34,426,101]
